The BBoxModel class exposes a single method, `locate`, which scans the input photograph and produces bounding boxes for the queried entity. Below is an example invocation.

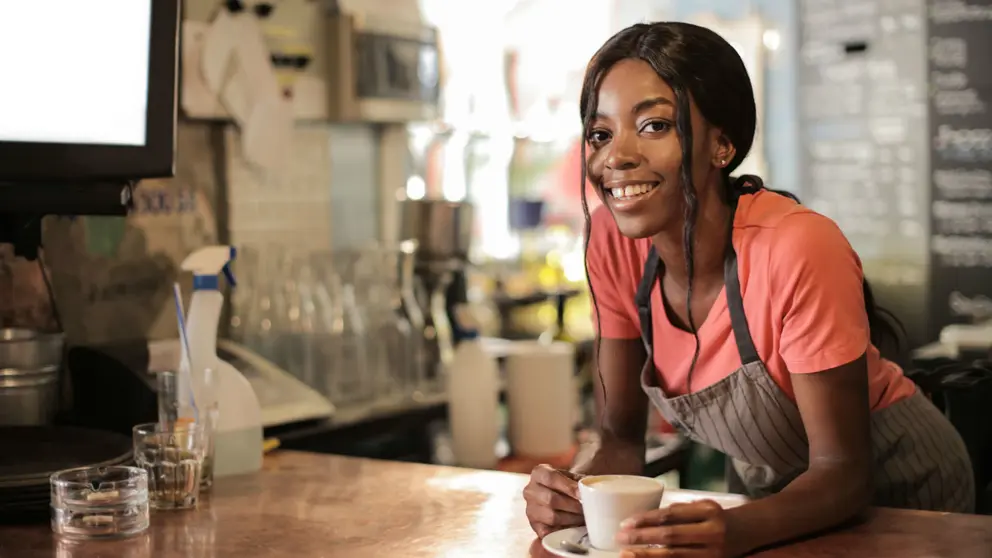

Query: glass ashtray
[50,465,150,539]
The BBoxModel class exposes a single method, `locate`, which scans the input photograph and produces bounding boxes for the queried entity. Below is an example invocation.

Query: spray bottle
[181,246,263,480]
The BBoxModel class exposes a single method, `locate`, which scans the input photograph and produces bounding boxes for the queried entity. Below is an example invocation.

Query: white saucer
[540,490,748,557]
[542,527,620,557]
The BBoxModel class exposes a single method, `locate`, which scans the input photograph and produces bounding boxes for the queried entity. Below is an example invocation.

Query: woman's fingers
[617,521,723,546]
[525,496,584,528]
[532,464,582,500]
[522,481,583,515]
[541,483,585,514]
[616,501,726,557]
[621,500,722,528]
[524,464,586,537]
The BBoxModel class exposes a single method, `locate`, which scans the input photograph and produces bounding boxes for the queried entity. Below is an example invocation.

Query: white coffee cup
[578,475,665,551]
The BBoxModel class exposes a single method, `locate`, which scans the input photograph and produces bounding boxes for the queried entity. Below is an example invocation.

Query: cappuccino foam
[582,476,663,494]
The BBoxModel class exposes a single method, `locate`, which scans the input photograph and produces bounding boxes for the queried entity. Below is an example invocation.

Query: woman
[523,22,974,557]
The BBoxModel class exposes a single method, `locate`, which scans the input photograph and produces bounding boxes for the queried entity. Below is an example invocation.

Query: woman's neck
[651,185,732,290]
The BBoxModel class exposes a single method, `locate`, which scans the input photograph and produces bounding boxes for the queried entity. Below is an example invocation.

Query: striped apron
[634,201,975,513]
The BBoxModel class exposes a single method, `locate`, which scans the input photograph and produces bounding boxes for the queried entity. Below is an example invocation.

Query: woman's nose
[604,134,639,170]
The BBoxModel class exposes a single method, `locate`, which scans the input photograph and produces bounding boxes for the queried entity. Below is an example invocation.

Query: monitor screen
[0,0,152,147]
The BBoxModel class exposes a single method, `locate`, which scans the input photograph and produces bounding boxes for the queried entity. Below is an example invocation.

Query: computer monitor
[0,0,179,182]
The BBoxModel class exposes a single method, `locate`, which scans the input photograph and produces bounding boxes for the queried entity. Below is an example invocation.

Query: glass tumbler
[132,423,206,510]
[50,465,149,539]
[153,370,216,492]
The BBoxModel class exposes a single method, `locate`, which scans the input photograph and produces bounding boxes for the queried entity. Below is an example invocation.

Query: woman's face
[585,59,728,239]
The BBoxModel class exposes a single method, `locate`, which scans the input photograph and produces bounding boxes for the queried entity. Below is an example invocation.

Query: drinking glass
[132,423,206,510]
[154,370,216,492]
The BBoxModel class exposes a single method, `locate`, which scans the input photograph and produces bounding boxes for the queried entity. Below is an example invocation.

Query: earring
[720,159,727,166]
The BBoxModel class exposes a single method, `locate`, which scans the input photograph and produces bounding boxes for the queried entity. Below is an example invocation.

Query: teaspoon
[560,539,589,555]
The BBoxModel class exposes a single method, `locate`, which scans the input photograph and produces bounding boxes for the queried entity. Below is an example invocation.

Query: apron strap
[724,244,761,365]
[724,185,762,366]
[635,245,661,350]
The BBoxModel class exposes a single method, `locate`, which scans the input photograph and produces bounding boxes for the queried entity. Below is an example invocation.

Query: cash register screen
[0,1,152,146]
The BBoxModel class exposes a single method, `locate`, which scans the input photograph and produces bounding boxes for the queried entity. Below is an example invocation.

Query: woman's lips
[604,181,660,211]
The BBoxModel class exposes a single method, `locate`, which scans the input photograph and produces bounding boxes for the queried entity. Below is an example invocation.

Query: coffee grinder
[398,199,474,392]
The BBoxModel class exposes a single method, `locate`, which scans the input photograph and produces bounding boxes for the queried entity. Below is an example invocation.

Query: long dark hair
[580,23,904,408]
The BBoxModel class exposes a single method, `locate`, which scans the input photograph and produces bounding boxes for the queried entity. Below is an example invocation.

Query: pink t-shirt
[587,190,916,411]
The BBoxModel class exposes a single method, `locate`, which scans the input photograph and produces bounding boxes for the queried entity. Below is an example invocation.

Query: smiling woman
[521,21,976,558]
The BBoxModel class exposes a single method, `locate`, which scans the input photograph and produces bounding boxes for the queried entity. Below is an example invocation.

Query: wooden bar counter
[0,450,989,557]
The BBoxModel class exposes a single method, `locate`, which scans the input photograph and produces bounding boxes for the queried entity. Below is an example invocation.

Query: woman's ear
[711,132,736,169]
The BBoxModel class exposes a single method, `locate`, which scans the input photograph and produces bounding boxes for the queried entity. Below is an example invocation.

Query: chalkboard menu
[798,0,931,345]
[927,0,992,339]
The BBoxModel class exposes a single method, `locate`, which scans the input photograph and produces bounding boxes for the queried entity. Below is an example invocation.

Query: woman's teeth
[609,183,658,200]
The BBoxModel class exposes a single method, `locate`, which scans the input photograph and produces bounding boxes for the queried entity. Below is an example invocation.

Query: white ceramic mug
[578,475,666,551]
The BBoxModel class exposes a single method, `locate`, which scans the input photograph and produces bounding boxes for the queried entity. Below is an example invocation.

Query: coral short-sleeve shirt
[587,190,916,410]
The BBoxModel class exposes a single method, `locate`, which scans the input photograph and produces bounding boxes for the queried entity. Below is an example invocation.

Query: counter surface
[1,450,990,557]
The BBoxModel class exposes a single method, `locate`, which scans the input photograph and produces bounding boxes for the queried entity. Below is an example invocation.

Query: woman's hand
[523,464,586,538]
[616,500,731,557]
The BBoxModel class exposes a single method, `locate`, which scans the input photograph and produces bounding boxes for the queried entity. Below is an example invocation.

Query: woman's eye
[587,130,610,144]
[641,121,671,133]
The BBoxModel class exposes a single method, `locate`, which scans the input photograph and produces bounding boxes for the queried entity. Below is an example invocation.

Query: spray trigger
[223,264,237,288]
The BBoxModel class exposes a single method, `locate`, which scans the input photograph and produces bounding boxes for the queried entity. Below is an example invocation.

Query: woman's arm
[575,207,651,476]
[618,212,877,557]
[724,355,873,555]
[725,213,876,554]
[571,337,650,477]
[728,213,874,551]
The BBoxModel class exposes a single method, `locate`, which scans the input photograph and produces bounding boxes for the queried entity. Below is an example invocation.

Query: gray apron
[635,196,975,513]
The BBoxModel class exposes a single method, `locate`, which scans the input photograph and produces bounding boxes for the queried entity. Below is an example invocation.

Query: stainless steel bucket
[0,329,64,426]
[0,328,64,369]
[0,366,59,426]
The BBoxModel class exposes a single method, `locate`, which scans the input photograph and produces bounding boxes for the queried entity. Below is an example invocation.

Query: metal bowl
[0,329,64,370]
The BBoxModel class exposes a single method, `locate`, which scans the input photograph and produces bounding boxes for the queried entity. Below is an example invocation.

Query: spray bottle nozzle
[183,245,238,291]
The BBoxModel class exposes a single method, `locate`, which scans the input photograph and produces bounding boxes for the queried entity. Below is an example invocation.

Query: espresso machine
[398,199,474,390]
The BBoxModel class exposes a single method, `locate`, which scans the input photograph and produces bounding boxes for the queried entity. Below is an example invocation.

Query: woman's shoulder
[737,189,848,244]
[737,190,860,278]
